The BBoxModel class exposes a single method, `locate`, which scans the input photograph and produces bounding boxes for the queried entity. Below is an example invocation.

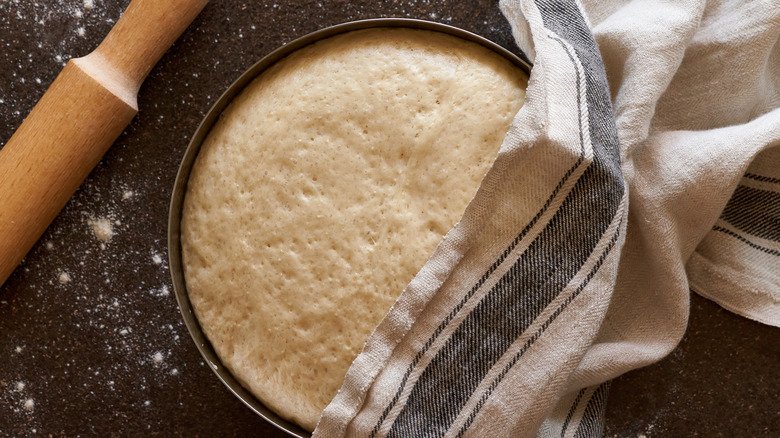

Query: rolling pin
[0,0,210,286]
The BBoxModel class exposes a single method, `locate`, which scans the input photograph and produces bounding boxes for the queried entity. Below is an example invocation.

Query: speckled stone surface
[0,1,777,437]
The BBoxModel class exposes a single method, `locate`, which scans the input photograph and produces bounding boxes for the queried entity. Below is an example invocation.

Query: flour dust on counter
[57,271,71,284]
[87,215,115,246]
[0,161,190,435]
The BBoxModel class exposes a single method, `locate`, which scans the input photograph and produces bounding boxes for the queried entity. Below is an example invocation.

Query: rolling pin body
[0,0,209,285]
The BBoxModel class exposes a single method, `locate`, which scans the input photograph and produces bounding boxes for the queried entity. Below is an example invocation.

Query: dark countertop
[0,1,777,437]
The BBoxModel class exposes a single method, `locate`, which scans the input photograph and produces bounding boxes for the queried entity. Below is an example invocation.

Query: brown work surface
[1,1,777,437]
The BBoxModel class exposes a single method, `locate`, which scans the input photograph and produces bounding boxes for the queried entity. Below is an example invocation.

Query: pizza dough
[181,28,527,431]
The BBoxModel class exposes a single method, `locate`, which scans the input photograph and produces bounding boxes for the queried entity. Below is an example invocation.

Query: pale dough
[181,28,527,431]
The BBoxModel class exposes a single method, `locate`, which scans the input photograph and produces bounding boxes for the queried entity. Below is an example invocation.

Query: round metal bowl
[168,18,531,438]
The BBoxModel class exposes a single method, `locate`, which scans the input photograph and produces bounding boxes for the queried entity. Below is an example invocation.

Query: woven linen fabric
[314,0,780,437]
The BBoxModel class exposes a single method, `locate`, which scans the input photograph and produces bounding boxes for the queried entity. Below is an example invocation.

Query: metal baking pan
[168,18,531,438]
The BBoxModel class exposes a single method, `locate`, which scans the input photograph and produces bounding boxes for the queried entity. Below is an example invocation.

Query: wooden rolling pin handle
[0,0,209,286]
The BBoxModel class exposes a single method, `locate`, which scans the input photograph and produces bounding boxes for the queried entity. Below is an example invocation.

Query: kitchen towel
[314,0,780,437]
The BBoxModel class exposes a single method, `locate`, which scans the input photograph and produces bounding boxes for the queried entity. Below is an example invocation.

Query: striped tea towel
[314,0,780,436]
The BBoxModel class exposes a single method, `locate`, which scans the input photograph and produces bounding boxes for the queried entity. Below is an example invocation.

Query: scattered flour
[152,352,164,364]
[150,285,170,298]
[15,346,22,354]
[23,399,34,411]
[58,271,71,284]
[152,254,162,265]
[122,190,134,200]
[16,382,25,391]
[76,27,86,37]
[83,0,94,10]
[87,217,114,243]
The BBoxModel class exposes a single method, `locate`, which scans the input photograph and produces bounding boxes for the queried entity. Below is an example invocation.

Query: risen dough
[181,28,526,431]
